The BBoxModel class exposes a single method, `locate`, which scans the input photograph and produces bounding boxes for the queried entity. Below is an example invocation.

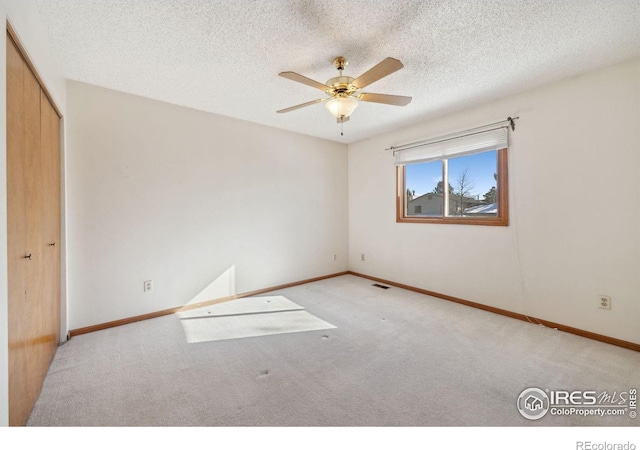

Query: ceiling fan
[277,56,412,124]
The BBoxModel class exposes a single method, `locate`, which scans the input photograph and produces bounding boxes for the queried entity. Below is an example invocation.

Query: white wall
[66,81,348,330]
[0,0,68,427]
[349,57,640,345]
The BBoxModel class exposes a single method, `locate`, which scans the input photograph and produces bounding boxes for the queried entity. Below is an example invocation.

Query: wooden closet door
[6,34,61,426]
[7,32,31,428]
[39,90,61,363]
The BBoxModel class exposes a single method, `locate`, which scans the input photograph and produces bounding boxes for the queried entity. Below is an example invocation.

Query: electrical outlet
[598,295,611,310]
[144,280,153,292]
[333,254,337,261]
[361,253,365,261]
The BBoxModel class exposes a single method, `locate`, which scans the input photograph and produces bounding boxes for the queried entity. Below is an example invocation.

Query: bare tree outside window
[452,168,475,215]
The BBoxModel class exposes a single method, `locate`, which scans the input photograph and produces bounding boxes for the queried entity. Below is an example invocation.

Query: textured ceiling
[35,0,640,143]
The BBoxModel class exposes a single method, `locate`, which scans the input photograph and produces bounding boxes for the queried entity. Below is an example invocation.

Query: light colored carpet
[178,295,335,343]
[27,275,640,426]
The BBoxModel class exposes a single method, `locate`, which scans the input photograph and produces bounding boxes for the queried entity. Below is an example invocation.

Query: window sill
[396,216,509,226]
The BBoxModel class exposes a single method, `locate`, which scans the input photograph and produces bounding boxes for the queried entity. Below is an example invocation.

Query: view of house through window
[399,147,507,225]
[405,150,498,218]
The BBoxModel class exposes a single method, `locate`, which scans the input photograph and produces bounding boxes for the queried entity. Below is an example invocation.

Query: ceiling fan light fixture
[325,96,358,119]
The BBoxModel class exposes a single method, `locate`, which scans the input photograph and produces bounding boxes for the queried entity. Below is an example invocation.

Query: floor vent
[372,283,390,290]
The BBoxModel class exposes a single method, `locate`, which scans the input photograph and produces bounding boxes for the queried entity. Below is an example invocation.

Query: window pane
[405,160,444,217]
[446,150,497,217]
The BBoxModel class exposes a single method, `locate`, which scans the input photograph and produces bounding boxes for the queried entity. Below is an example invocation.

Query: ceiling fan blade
[276,98,325,114]
[352,57,404,89]
[279,71,329,91]
[358,92,412,106]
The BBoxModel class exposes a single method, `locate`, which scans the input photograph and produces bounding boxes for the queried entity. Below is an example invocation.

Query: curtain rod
[385,116,519,153]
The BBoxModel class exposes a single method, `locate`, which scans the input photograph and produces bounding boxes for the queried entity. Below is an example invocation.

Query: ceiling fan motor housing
[325,76,357,97]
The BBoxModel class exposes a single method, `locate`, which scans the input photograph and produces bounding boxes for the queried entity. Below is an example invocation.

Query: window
[395,127,509,226]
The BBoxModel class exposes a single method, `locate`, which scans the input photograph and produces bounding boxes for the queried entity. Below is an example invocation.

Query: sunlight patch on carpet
[177,295,303,319]
[178,296,336,343]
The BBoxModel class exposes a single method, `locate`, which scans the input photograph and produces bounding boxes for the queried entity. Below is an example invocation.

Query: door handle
[48,242,56,247]
[23,253,32,260]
